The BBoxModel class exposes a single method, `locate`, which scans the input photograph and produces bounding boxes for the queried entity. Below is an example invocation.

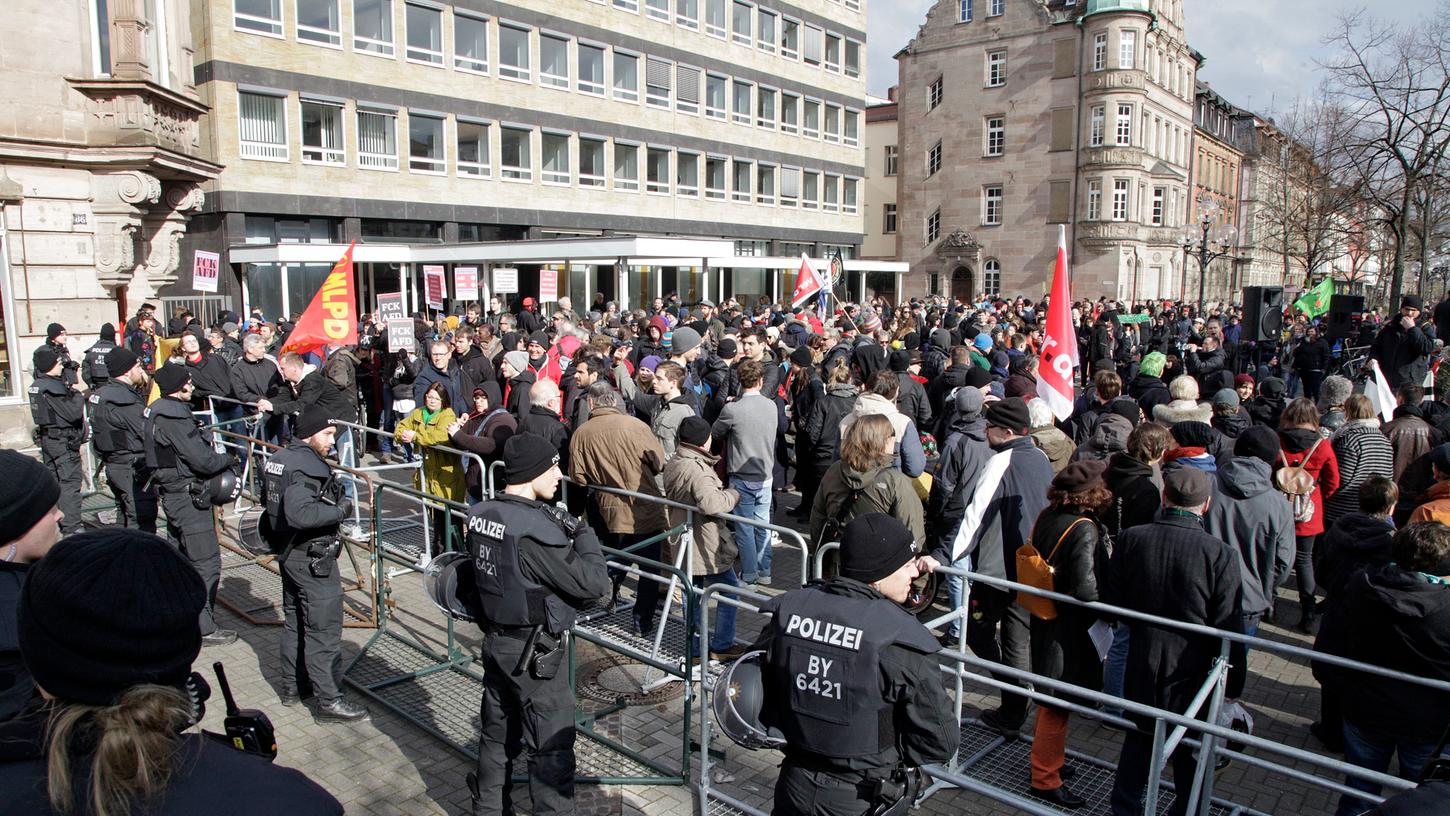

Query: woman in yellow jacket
[395,382,466,542]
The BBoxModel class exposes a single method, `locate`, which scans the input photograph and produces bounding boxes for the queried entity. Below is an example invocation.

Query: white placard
[192,250,220,293]
[454,266,479,301]
[493,267,519,294]
[539,268,558,303]
[386,318,416,355]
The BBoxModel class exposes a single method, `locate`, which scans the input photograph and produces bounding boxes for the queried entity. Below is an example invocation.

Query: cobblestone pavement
[152,484,1355,815]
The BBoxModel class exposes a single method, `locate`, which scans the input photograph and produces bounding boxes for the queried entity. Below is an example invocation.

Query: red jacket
[1277,430,1341,536]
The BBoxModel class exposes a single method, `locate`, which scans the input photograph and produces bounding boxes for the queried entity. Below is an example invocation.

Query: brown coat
[662,444,741,575]
[568,406,668,534]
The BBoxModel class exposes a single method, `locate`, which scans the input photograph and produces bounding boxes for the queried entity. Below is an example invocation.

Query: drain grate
[576,654,687,706]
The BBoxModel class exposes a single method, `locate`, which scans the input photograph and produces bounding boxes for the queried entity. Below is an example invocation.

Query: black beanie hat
[717,338,738,357]
[154,363,191,395]
[985,397,1031,434]
[528,330,549,348]
[903,331,921,351]
[889,349,910,373]
[32,345,60,374]
[45,322,65,342]
[504,433,560,485]
[1170,420,1214,448]
[0,450,60,540]
[104,346,139,378]
[19,529,204,706]
[295,405,333,439]
[679,415,711,447]
[1235,425,1281,465]
[964,366,994,389]
[839,513,916,584]
[790,345,813,367]
[99,322,116,344]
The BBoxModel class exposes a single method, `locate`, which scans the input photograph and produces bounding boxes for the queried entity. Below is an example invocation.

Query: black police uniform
[262,439,350,705]
[758,578,960,816]
[144,395,236,635]
[46,341,81,388]
[82,338,116,389]
[468,493,610,816]
[88,380,159,532]
[28,371,85,534]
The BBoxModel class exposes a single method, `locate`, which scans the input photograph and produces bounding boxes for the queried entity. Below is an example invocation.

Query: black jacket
[143,396,234,487]
[230,356,284,407]
[0,561,33,721]
[1103,452,1161,539]
[454,345,496,394]
[1127,374,1171,418]
[1371,318,1437,390]
[268,370,353,422]
[1316,512,1396,603]
[519,405,570,470]
[1293,337,1331,375]
[1029,509,1110,696]
[933,436,1052,580]
[927,364,972,422]
[184,350,234,407]
[895,372,932,432]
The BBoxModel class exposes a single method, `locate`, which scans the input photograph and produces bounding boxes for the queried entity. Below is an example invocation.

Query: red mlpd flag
[281,241,359,356]
[1036,226,1078,420]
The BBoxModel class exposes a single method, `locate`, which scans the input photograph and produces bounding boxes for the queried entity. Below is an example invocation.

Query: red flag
[790,254,824,308]
[281,242,358,356]
[1036,226,1078,420]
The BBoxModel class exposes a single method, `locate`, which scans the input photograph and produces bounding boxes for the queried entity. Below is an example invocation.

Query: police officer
[467,433,611,816]
[757,513,959,816]
[41,323,82,388]
[28,345,85,535]
[260,404,369,722]
[88,347,159,533]
[81,322,118,389]
[144,363,239,646]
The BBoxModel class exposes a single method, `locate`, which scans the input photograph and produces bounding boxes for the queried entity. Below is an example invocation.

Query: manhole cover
[576,654,686,706]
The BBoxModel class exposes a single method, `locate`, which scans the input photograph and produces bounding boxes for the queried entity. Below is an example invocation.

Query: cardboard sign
[454,266,479,301]
[539,268,558,303]
[423,265,446,310]
[386,318,416,355]
[192,250,220,293]
[494,267,519,294]
[376,292,405,324]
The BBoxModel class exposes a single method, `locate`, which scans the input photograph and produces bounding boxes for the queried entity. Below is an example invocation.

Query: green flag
[1294,277,1336,318]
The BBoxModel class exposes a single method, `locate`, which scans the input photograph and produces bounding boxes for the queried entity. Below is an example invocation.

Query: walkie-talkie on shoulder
[212,661,278,761]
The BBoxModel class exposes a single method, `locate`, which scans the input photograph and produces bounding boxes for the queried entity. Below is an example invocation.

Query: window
[926,208,941,244]
[92,0,112,75]
[732,79,752,125]
[300,99,344,164]
[353,0,392,55]
[982,185,1003,225]
[1152,186,1165,226]
[803,24,823,65]
[780,17,799,58]
[884,144,898,176]
[756,86,776,128]
[883,203,898,233]
[705,74,727,119]
[1111,178,1129,221]
[732,1,752,46]
[757,10,775,53]
[498,24,530,81]
[677,0,699,29]
[824,104,840,142]
[845,40,861,78]
[780,93,799,134]
[645,57,672,108]
[1119,29,1136,70]
[929,77,943,110]
[988,0,1003,15]
[705,0,726,38]
[824,33,841,73]
[1087,179,1101,219]
[958,0,972,22]
[756,164,776,205]
[823,174,838,212]
[454,13,488,73]
[1090,105,1104,146]
[705,156,727,199]
[613,51,639,102]
[677,151,699,196]
[1092,32,1106,71]
[802,171,819,209]
[614,0,637,11]
[405,2,442,64]
[540,132,569,184]
[647,147,671,194]
[986,50,1006,87]
[407,113,445,173]
[676,64,700,114]
[803,98,820,139]
[238,91,287,161]
[732,158,752,201]
[235,0,281,36]
[646,0,669,21]
[614,142,640,191]
[500,126,532,180]
[356,108,397,170]
[577,43,605,95]
[456,119,490,177]
[983,259,1001,296]
[844,109,860,146]
[985,115,1005,156]
[540,33,569,89]
[927,140,942,176]
[578,137,605,186]
[296,0,340,46]
[1116,103,1132,145]
[842,178,858,215]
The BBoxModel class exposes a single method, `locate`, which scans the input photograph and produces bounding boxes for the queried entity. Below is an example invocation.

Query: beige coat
[662,444,740,575]
[568,406,668,534]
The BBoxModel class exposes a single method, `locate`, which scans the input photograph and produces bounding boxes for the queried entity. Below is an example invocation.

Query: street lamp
[1179,197,1238,316]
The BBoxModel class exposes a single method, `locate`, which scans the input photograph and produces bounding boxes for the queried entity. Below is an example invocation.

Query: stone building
[893,0,1200,302]
[1191,80,1244,304]
[0,0,219,437]
[1233,111,1309,292]
[862,90,898,261]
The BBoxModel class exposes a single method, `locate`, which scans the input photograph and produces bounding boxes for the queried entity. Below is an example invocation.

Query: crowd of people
[11,286,1450,815]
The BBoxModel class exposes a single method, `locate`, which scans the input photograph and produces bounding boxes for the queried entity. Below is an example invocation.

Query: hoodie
[1211,410,1249,440]
[1316,511,1395,602]
[1072,413,1132,463]
[810,463,925,550]
[1103,452,1161,538]
[1203,458,1296,617]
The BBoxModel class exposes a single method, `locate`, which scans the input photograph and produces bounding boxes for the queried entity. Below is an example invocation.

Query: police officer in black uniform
[81,322,118,389]
[41,323,82,389]
[260,404,370,723]
[467,433,611,816]
[144,363,239,646]
[28,345,85,535]
[757,513,959,816]
[88,347,159,533]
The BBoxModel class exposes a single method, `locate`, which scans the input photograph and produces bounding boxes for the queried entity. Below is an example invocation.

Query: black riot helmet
[202,469,241,506]
[422,552,484,623]
[712,651,786,751]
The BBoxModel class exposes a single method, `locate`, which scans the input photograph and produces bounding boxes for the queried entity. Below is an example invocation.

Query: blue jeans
[692,569,740,654]
[944,555,970,639]
[379,402,415,461]
[332,427,357,502]
[1102,624,1131,713]
[731,477,772,582]
[1335,719,1438,816]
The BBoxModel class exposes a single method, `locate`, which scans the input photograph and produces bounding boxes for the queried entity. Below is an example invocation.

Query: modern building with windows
[190,0,876,317]
[894,0,1200,302]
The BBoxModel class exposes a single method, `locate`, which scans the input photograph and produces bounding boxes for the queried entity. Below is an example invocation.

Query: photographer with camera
[0,528,342,815]
[260,405,368,723]
[143,364,239,647]
[466,433,610,816]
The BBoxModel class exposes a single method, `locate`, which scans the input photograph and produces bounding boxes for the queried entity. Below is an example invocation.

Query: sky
[866,0,1436,118]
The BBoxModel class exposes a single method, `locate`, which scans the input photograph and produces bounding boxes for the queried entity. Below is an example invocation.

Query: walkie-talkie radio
[210,661,277,761]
